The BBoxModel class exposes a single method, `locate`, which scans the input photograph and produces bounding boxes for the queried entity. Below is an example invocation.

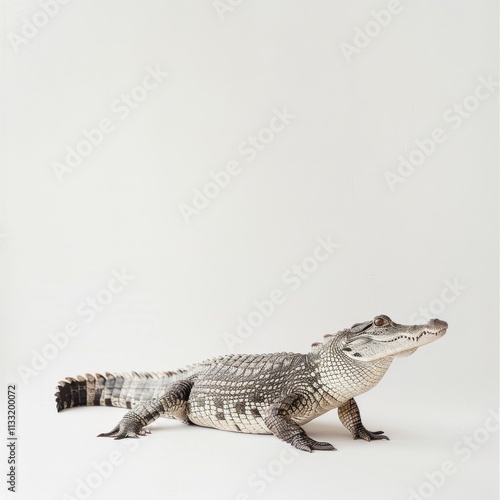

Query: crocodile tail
[55,370,189,412]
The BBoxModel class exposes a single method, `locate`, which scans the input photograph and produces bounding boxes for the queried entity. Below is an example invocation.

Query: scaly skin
[55,315,447,452]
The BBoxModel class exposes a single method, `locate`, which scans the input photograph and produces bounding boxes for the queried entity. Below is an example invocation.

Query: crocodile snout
[428,318,448,332]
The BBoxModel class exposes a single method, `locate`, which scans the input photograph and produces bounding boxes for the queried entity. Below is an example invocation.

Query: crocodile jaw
[342,318,448,362]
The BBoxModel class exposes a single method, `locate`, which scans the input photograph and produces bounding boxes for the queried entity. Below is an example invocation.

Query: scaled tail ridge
[55,370,189,412]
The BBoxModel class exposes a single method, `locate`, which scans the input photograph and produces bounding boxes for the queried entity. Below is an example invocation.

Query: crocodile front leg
[263,394,336,452]
[98,380,192,440]
[338,398,389,441]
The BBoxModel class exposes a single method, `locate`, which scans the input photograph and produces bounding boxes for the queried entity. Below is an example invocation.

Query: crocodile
[55,314,447,452]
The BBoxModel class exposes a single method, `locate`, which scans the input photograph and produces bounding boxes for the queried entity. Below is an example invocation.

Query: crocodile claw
[289,435,337,452]
[97,420,149,440]
[355,427,389,441]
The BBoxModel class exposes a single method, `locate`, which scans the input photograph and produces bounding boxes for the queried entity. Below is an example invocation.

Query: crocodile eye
[374,317,385,327]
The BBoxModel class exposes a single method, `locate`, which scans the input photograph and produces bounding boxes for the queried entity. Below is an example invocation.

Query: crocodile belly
[187,388,272,435]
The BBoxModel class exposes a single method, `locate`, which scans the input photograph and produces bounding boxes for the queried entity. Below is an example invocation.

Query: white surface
[0,1,498,499]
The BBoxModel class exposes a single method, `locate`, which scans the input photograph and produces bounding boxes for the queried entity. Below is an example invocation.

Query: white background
[0,1,498,499]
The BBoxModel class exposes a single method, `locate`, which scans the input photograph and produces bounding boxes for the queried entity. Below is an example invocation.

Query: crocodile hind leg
[263,394,336,452]
[338,398,389,441]
[98,380,193,440]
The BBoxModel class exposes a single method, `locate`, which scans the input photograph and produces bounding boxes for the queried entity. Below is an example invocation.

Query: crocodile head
[340,314,448,361]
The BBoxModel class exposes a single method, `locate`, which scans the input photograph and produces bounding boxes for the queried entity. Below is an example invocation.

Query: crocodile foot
[97,420,151,440]
[354,426,389,442]
[289,435,336,452]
